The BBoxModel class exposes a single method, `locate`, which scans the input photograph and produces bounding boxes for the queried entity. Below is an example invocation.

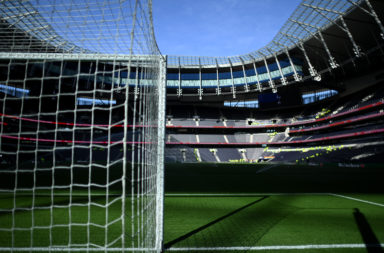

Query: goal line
[2,243,383,252]
[167,243,384,251]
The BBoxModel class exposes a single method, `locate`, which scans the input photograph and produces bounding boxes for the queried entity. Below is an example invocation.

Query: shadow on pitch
[354,208,384,253]
[163,196,269,250]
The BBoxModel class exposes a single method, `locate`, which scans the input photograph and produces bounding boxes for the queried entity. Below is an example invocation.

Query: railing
[166,128,384,146]
[1,101,383,130]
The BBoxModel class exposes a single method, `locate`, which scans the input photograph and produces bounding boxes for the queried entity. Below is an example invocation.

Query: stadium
[0,0,384,252]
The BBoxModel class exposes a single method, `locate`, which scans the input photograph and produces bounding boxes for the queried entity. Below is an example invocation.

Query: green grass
[1,193,383,252]
[164,194,384,252]
[0,194,125,249]
[0,162,383,252]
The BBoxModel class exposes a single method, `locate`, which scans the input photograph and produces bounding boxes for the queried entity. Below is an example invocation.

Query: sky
[152,0,302,57]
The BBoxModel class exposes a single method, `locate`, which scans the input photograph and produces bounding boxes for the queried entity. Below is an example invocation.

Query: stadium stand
[165,89,384,162]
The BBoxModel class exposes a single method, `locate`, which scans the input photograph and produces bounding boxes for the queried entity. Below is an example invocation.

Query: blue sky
[152,0,302,57]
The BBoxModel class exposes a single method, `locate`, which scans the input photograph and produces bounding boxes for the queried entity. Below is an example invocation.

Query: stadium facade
[164,0,384,164]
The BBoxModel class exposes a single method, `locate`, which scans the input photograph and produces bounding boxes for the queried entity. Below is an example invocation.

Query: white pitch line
[255,164,278,174]
[167,243,384,251]
[330,193,384,207]
[3,244,384,252]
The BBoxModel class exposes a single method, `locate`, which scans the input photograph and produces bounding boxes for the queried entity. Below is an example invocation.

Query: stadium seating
[165,87,384,163]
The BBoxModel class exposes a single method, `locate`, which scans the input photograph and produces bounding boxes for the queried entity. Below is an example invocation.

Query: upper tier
[1,0,383,100]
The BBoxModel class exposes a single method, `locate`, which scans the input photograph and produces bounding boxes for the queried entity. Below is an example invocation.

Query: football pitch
[0,162,383,252]
[164,163,384,252]
[164,193,384,252]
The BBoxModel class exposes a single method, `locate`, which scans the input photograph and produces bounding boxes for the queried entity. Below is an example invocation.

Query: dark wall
[258,87,302,109]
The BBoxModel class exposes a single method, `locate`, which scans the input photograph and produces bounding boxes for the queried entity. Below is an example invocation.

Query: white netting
[0,0,165,252]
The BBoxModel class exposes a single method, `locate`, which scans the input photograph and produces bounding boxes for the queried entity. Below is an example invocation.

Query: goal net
[0,0,165,252]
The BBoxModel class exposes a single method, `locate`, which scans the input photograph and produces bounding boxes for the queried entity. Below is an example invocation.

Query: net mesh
[0,0,165,252]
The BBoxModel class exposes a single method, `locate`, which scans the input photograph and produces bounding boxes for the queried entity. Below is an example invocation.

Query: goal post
[0,0,165,252]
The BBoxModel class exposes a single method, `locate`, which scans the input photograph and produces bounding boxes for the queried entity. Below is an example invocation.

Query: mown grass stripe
[165,193,331,196]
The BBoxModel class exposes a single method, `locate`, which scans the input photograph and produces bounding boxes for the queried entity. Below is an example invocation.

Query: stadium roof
[1,0,383,99]
[167,0,363,67]
[0,0,160,56]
